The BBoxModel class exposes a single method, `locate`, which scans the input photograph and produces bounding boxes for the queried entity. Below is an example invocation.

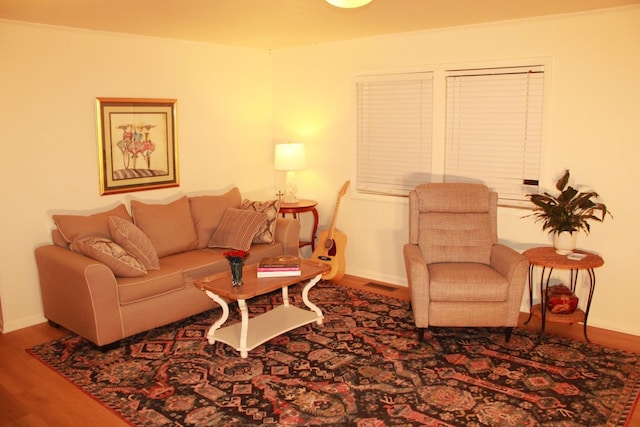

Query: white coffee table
[196,259,329,358]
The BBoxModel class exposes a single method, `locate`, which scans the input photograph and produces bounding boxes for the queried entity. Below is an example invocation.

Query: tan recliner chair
[403,183,529,342]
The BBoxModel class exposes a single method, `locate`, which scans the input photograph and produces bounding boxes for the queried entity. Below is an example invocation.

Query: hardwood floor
[1,274,638,426]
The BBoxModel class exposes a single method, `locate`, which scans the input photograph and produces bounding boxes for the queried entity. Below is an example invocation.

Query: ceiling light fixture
[326,0,372,8]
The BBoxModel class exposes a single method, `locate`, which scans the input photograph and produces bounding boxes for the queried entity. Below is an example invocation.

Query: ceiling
[1,0,638,50]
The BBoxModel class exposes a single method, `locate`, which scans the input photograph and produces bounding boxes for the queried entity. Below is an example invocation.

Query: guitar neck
[325,181,350,240]
[326,200,342,240]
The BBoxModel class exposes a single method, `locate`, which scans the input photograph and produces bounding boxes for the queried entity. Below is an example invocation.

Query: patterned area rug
[29,282,640,426]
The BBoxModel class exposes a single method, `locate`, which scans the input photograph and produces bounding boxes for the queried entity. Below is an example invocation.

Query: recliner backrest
[408,183,498,265]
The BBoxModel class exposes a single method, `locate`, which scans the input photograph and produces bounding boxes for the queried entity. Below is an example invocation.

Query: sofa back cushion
[53,204,131,244]
[189,187,242,249]
[131,196,198,257]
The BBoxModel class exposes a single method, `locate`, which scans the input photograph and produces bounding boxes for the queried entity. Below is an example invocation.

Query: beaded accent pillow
[241,199,281,244]
[71,236,147,277]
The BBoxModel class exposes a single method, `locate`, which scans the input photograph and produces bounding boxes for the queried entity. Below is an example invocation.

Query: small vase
[553,231,577,255]
[223,250,248,287]
[229,259,244,287]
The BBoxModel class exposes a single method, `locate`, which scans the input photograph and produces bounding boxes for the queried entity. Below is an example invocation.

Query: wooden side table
[279,199,319,251]
[523,246,604,341]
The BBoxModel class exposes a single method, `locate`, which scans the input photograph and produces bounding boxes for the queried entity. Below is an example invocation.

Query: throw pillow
[241,199,281,244]
[70,236,147,277]
[130,196,198,258]
[189,187,242,248]
[108,216,160,270]
[53,204,131,244]
[208,208,268,252]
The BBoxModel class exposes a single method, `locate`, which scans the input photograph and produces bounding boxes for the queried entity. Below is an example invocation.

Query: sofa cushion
[108,216,160,270]
[131,196,198,257]
[116,264,185,305]
[241,199,281,244]
[70,236,147,277]
[53,204,131,243]
[189,187,242,249]
[208,208,268,252]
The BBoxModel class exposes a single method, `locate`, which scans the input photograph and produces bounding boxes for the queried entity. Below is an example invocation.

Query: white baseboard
[1,314,47,333]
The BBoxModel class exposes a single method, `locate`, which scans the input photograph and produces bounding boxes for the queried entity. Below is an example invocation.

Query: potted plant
[525,169,612,254]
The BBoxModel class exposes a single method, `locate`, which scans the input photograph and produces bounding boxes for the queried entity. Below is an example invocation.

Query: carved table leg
[237,299,249,358]
[302,274,324,324]
[205,290,229,345]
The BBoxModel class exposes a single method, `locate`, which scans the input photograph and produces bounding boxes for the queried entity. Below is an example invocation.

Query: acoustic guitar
[310,181,349,281]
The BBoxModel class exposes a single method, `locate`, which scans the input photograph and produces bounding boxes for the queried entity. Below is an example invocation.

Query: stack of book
[257,255,301,278]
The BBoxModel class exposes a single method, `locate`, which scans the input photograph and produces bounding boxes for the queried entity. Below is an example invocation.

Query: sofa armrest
[403,243,430,326]
[34,245,124,346]
[273,217,300,256]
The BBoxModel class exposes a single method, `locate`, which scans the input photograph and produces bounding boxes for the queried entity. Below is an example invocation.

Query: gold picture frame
[96,97,179,195]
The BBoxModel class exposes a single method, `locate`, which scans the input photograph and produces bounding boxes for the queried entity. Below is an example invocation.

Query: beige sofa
[35,188,300,348]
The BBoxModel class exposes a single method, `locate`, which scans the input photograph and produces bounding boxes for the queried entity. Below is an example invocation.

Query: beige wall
[271,6,640,335]
[1,6,639,336]
[0,21,274,331]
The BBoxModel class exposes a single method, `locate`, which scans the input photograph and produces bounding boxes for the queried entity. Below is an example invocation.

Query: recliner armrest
[490,243,529,323]
[403,243,431,324]
[490,244,529,283]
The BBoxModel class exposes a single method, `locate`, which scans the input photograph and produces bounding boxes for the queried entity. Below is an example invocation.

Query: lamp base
[284,171,299,203]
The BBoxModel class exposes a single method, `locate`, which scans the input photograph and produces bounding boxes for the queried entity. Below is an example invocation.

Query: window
[445,66,544,203]
[355,65,544,204]
[356,72,433,196]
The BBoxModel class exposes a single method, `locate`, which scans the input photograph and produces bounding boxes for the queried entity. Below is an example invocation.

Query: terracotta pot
[553,231,577,255]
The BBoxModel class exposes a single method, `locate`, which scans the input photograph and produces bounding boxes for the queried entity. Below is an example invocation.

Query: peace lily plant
[524,170,612,254]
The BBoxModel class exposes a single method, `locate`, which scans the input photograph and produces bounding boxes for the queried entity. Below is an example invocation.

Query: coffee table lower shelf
[211,305,321,356]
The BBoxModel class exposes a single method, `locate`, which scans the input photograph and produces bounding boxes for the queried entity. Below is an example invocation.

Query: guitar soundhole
[325,239,337,256]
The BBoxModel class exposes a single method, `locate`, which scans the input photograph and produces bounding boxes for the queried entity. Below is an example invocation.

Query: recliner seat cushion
[428,263,508,302]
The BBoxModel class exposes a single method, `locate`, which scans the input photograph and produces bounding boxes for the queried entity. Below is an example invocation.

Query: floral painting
[96,98,179,195]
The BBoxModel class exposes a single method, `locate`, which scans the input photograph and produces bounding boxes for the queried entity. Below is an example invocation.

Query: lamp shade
[274,143,307,171]
[326,0,372,8]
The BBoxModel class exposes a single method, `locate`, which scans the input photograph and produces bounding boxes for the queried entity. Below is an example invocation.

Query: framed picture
[96,97,179,195]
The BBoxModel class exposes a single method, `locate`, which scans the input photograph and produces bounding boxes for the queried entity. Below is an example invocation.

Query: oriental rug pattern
[29,282,639,426]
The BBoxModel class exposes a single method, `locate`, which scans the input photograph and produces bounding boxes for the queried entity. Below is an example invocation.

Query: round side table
[279,199,319,251]
[523,246,604,342]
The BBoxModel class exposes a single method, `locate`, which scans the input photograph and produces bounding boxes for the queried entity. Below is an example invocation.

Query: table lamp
[275,142,307,203]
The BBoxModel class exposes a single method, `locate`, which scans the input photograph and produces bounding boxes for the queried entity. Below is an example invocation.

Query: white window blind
[445,66,544,203]
[356,72,433,196]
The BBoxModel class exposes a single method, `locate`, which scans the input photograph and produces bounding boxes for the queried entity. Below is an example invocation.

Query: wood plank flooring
[1,274,638,426]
